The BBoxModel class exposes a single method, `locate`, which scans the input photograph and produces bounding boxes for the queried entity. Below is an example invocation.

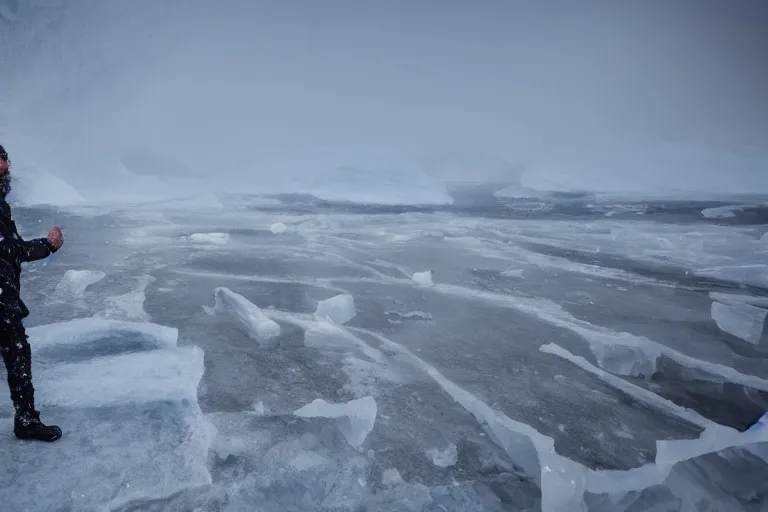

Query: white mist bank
[520,141,768,200]
[6,140,768,208]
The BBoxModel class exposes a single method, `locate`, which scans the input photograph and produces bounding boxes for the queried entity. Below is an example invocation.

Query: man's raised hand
[47,227,63,250]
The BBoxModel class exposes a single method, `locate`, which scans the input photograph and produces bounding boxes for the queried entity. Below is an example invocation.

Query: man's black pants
[0,322,37,425]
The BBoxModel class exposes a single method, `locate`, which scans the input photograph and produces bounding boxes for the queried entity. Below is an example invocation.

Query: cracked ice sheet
[489,219,768,289]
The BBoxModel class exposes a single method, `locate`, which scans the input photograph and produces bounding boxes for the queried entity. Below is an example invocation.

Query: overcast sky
[1,0,766,180]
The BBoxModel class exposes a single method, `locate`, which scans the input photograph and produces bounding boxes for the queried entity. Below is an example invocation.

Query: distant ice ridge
[493,183,547,199]
[6,162,86,207]
[205,287,281,343]
[298,149,453,205]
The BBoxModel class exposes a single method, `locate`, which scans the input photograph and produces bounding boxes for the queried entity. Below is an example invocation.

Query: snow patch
[381,468,405,486]
[187,232,230,245]
[205,287,281,344]
[294,396,377,450]
[427,443,459,468]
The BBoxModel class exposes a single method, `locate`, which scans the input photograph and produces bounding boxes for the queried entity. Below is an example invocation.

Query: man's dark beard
[0,174,11,198]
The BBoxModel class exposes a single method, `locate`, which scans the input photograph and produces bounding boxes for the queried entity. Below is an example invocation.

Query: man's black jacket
[0,199,56,322]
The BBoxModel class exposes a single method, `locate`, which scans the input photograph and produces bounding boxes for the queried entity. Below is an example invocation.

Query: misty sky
[1,0,766,182]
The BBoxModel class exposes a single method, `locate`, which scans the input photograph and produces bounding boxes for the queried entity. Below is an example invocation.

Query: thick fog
[1,0,766,203]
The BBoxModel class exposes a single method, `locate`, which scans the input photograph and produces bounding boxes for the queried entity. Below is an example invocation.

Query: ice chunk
[206,287,281,343]
[501,269,525,278]
[589,343,659,379]
[188,232,230,245]
[252,401,269,415]
[269,222,287,234]
[315,293,356,325]
[412,270,434,286]
[427,443,459,468]
[54,269,105,296]
[711,301,767,346]
[294,396,377,450]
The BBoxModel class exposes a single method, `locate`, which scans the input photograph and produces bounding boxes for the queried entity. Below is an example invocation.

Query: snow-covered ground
[0,192,766,512]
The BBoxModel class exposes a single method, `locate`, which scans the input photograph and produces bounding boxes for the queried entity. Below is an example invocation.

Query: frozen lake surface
[0,190,766,511]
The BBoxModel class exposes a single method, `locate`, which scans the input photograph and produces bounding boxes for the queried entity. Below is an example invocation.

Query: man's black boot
[14,412,62,442]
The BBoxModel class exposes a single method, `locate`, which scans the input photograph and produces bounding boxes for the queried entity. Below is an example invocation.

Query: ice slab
[711,301,767,346]
[0,313,213,512]
[54,269,106,296]
[31,347,204,409]
[27,317,178,363]
[28,317,176,349]
[412,270,434,286]
[269,222,287,234]
[294,396,377,450]
[315,293,356,325]
[187,232,230,245]
[206,287,281,344]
